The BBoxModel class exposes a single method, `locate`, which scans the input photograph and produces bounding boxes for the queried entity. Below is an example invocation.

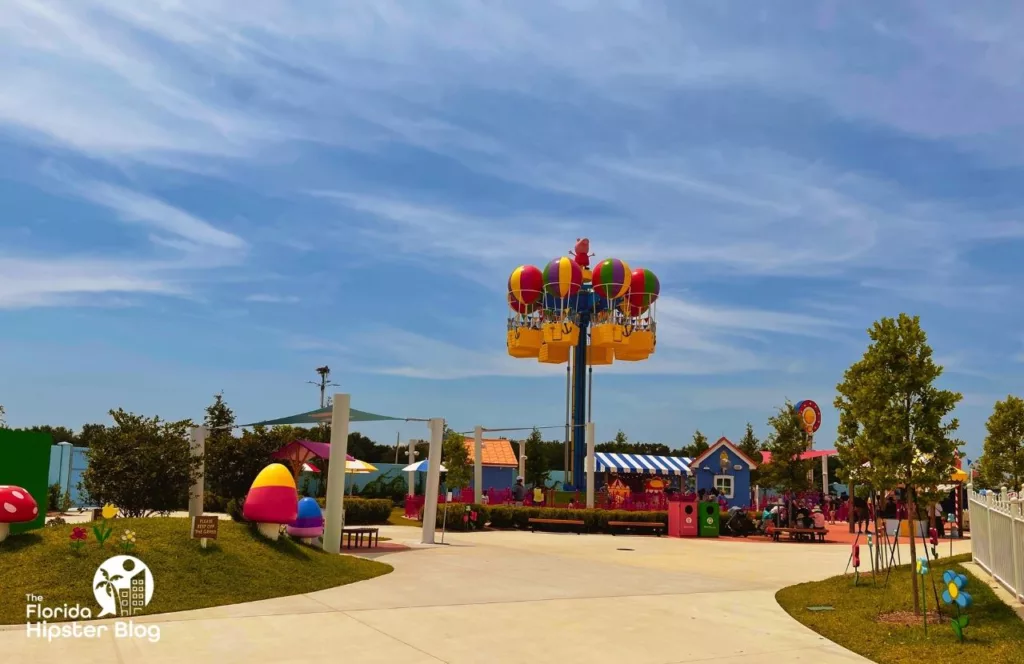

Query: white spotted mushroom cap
[0,485,39,523]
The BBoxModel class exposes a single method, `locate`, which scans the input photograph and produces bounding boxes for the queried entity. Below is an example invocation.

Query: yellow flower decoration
[101,504,119,520]
[947,581,959,601]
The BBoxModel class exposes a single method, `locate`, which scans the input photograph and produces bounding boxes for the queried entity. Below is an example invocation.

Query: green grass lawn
[0,517,392,625]
[776,554,1024,664]
[388,506,419,526]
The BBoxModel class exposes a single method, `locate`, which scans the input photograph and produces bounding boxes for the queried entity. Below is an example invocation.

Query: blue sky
[1,1,1022,460]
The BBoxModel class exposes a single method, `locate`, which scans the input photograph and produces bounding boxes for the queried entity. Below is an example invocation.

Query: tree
[77,423,108,448]
[759,402,813,525]
[0,404,5,428]
[524,428,550,488]
[683,430,709,458]
[20,425,77,443]
[207,425,290,502]
[738,423,761,460]
[834,314,962,615]
[82,409,202,517]
[441,425,471,490]
[979,395,1024,491]
[738,422,763,484]
[204,392,235,432]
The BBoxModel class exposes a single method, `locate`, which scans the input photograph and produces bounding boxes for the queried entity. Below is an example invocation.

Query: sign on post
[191,515,219,549]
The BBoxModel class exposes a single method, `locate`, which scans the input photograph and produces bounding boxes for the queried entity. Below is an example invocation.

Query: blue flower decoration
[916,557,929,575]
[942,570,973,608]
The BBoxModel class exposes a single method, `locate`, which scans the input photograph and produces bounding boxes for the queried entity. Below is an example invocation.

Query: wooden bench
[528,518,584,534]
[343,526,380,548]
[607,521,665,536]
[770,527,828,542]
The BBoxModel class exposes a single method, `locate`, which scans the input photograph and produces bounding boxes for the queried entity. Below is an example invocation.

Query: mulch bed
[877,610,945,626]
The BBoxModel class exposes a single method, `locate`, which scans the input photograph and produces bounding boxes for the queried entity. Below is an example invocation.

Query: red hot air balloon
[590,258,631,301]
[508,265,543,305]
[628,267,660,311]
[508,291,536,314]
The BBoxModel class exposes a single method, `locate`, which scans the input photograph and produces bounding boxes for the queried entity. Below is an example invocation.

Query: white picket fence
[968,488,1024,604]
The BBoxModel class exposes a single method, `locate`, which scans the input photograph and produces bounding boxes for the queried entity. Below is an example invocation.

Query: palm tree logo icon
[95,567,123,598]
[92,555,154,617]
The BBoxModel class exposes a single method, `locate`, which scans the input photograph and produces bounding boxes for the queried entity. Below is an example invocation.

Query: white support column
[474,426,484,504]
[407,440,416,497]
[421,418,444,544]
[821,454,829,498]
[518,440,527,480]
[322,394,351,555]
[585,422,596,509]
[188,426,207,519]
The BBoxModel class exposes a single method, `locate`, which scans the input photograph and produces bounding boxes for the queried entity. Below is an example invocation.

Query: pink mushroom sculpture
[287,497,325,544]
[0,485,39,543]
[242,463,298,541]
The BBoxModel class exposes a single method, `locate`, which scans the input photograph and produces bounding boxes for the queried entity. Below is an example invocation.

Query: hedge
[431,504,668,533]
[434,503,490,532]
[315,497,393,525]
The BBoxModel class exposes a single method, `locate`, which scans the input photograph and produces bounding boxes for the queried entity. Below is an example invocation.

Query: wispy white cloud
[355,293,845,379]
[75,181,246,250]
[245,293,299,304]
[0,256,179,309]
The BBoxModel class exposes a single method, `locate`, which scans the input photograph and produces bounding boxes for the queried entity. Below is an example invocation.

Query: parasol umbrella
[403,460,447,473]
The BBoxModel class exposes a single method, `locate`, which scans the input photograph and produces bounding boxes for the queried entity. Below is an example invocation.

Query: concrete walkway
[2,528,972,663]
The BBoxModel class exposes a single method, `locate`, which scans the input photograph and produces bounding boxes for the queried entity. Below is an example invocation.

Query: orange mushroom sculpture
[0,485,39,543]
[243,464,298,540]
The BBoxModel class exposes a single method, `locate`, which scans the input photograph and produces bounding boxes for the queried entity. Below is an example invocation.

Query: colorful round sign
[794,400,821,434]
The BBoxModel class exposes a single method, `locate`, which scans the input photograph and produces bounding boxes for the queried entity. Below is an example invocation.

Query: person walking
[512,476,526,507]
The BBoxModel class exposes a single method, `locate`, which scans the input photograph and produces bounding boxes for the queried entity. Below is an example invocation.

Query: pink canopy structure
[760,449,837,464]
[270,440,374,480]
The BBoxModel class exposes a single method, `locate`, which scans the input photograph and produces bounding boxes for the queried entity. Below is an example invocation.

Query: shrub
[487,506,667,533]
[315,497,393,525]
[435,503,490,531]
[81,409,201,517]
[204,494,229,513]
[226,496,246,522]
[47,483,61,512]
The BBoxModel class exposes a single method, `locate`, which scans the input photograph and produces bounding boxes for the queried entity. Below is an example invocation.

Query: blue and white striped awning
[595,453,692,476]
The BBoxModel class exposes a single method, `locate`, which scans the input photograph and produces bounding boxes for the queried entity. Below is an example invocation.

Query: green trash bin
[698,501,720,537]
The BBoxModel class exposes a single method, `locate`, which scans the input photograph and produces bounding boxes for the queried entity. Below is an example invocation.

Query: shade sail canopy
[240,405,404,427]
[595,453,692,476]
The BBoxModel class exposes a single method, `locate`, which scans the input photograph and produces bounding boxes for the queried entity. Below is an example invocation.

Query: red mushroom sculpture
[0,485,39,543]
[242,463,298,540]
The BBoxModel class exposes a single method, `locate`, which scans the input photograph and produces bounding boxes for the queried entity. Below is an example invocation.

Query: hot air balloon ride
[616,267,660,361]
[589,257,632,349]
[506,268,543,358]
[504,239,661,491]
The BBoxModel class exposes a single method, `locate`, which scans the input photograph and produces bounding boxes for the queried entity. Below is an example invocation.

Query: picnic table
[343,526,380,548]
[768,526,828,542]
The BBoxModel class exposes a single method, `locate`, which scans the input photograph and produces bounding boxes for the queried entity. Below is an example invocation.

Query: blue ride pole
[570,309,590,492]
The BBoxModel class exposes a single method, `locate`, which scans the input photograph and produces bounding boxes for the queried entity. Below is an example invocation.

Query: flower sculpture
[120,529,136,553]
[69,526,87,552]
[92,504,118,548]
[941,570,973,642]
[916,557,931,633]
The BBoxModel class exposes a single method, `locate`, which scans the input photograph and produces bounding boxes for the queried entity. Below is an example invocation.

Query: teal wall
[48,444,90,507]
